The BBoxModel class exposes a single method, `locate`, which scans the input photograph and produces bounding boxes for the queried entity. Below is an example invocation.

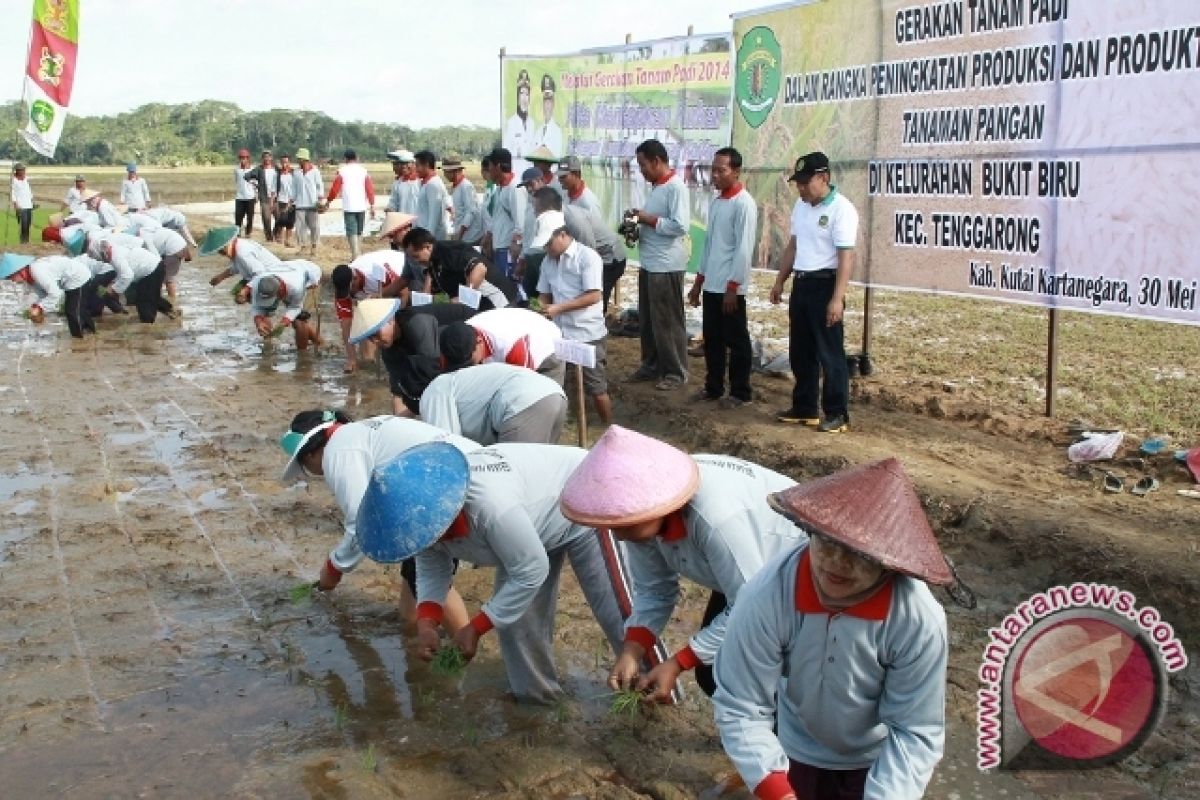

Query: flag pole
[3,2,36,248]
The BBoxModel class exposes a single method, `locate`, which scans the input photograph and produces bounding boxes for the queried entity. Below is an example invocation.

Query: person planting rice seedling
[279,409,473,633]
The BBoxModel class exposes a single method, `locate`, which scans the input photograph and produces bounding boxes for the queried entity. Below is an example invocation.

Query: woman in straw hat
[713,458,960,800]
[279,409,471,633]
[559,425,807,703]
[354,441,632,704]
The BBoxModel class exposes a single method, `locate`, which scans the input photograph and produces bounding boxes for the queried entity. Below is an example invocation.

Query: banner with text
[732,0,1200,325]
[502,34,734,270]
[20,0,81,159]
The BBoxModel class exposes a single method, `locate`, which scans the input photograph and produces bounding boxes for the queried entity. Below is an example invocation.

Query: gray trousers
[498,394,566,444]
[495,531,627,703]
[296,208,321,246]
[637,269,689,382]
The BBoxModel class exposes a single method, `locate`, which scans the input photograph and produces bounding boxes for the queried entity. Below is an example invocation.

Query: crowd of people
[2,138,970,799]
[2,167,204,335]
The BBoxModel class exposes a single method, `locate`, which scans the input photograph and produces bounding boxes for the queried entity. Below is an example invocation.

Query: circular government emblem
[30,100,55,133]
[735,26,781,129]
[1006,610,1167,767]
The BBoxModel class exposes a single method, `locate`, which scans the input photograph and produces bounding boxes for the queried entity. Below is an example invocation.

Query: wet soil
[0,254,1196,799]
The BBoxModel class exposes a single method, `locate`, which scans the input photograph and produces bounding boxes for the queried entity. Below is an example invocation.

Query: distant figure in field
[242,150,279,243]
[326,149,376,260]
[121,163,151,212]
[10,163,33,244]
[233,148,257,237]
[292,147,324,257]
[64,174,86,210]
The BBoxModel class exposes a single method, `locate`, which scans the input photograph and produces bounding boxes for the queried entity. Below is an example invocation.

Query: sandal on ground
[1130,476,1160,496]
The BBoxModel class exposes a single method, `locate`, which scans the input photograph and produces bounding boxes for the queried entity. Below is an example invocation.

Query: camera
[618,209,640,248]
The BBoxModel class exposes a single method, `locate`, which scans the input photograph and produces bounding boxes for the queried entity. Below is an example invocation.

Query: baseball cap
[520,167,543,186]
[387,149,415,163]
[343,149,357,160]
[790,151,831,183]
[74,174,86,182]
[558,155,582,173]
[256,275,282,306]
[531,210,566,249]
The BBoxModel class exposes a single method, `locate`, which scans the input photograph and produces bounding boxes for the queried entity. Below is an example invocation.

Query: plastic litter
[1068,431,1124,463]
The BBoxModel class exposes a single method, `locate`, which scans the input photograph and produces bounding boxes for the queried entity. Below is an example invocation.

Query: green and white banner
[733,0,1200,325]
[20,0,81,159]
[502,33,734,270]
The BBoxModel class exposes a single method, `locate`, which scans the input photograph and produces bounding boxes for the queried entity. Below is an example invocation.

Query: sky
[1,0,769,129]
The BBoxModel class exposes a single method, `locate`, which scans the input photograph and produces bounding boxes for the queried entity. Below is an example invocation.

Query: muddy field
[0,236,1197,799]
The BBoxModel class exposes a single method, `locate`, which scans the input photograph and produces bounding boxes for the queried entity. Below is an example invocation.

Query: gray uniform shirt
[624,455,804,664]
[420,362,565,445]
[414,444,590,628]
[637,173,690,272]
[714,548,947,799]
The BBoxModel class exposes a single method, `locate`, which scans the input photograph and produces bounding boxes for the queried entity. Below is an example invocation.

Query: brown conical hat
[766,458,953,585]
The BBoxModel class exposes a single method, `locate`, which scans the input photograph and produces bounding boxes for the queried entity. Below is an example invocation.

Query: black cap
[541,74,556,96]
[344,149,357,161]
[790,151,830,183]
[331,264,353,299]
[517,68,531,89]
[439,322,478,371]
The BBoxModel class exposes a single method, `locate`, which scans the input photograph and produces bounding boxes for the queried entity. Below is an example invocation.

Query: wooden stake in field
[554,339,597,447]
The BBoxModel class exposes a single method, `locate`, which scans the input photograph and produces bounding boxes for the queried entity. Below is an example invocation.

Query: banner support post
[1045,308,1058,418]
[861,286,872,360]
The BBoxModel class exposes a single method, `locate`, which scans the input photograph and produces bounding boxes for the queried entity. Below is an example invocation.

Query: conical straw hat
[767,458,953,585]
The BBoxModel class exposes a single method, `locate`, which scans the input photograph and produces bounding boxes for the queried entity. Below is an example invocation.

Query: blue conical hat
[355,442,470,563]
[0,253,36,279]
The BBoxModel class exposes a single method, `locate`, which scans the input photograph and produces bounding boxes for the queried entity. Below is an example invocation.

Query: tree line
[1,100,500,165]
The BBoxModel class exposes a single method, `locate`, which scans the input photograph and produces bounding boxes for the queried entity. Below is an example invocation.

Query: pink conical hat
[560,425,700,527]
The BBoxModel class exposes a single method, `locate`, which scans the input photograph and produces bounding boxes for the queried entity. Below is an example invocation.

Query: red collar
[229,238,238,258]
[302,164,314,173]
[658,509,687,542]
[452,174,465,188]
[719,182,744,200]
[325,423,343,439]
[441,511,471,540]
[653,170,676,187]
[567,181,585,201]
[498,173,515,187]
[795,549,893,620]
[421,175,433,185]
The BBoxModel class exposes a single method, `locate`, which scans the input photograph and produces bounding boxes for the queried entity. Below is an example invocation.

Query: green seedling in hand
[608,689,644,717]
[269,325,286,338]
[433,292,450,304]
[431,645,467,678]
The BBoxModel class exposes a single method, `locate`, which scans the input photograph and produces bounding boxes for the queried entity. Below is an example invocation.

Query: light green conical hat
[199,226,239,256]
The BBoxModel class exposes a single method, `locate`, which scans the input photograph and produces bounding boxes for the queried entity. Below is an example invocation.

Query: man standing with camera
[627,139,690,391]
[769,152,858,434]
